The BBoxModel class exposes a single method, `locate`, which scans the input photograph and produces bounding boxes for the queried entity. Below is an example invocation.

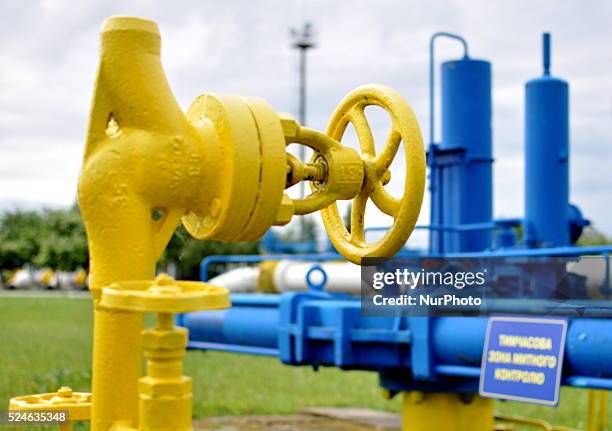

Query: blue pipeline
[181,293,612,390]
[366,219,521,235]
[180,295,281,356]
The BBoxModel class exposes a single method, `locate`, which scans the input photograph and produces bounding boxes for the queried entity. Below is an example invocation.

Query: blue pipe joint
[306,265,328,291]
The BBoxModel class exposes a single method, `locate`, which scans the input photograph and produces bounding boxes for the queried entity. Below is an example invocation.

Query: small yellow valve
[9,386,91,431]
[99,273,230,314]
[98,274,228,431]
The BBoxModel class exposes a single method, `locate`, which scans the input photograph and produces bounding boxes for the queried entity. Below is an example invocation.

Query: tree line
[0,206,609,281]
[0,206,258,280]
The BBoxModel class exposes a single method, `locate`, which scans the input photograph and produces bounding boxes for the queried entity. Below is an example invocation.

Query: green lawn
[0,296,608,430]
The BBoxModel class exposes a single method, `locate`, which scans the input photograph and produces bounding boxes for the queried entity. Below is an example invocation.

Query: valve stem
[285,153,327,188]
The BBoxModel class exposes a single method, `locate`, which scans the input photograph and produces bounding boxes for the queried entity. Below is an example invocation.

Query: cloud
[0,0,611,237]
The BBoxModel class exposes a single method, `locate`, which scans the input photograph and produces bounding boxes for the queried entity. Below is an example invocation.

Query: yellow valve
[79,15,425,271]
[70,14,425,431]
[97,274,225,431]
[284,85,426,262]
[99,273,230,314]
[9,386,91,431]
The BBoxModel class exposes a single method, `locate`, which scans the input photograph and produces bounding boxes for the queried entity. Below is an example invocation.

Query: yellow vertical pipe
[588,390,597,431]
[87,208,159,431]
[401,392,494,431]
[598,390,608,431]
[588,390,609,431]
[80,16,196,430]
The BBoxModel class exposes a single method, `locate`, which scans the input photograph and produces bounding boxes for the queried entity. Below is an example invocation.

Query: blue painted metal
[180,294,281,356]
[429,39,493,254]
[429,32,469,146]
[182,294,612,391]
[305,265,328,291]
[260,230,325,254]
[366,219,521,236]
[542,33,551,76]
[524,33,570,248]
[444,245,612,259]
[568,203,590,244]
[495,229,517,248]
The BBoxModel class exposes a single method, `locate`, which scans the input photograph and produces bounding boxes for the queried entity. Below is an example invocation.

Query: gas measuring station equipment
[180,32,612,431]
[7,16,426,431]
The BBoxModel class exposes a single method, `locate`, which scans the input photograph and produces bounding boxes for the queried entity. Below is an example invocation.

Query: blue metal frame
[182,291,612,391]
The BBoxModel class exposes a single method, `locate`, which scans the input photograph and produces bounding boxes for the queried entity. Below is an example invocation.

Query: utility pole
[290,22,316,240]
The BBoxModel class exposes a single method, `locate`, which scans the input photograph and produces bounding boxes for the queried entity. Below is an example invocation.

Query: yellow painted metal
[5,13,427,431]
[402,392,493,431]
[79,16,205,430]
[258,261,281,293]
[77,15,284,431]
[182,94,287,242]
[586,390,608,431]
[495,414,580,431]
[9,386,91,430]
[321,85,426,264]
[283,116,365,216]
[100,273,229,313]
[139,313,191,431]
[97,274,228,431]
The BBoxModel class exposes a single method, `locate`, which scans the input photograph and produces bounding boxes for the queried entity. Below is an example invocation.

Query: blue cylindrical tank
[431,58,493,252]
[440,59,492,156]
[524,33,569,247]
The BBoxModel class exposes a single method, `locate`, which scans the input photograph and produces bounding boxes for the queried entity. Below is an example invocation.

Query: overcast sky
[1,0,611,243]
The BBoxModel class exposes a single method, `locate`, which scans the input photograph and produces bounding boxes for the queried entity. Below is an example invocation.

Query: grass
[0,296,609,430]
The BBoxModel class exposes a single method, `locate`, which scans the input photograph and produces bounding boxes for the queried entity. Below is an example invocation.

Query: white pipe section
[208,266,260,293]
[273,260,361,294]
[207,260,362,294]
[207,258,611,299]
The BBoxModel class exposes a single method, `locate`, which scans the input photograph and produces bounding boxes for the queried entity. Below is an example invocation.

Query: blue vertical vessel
[524,33,569,247]
[429,36,493,253]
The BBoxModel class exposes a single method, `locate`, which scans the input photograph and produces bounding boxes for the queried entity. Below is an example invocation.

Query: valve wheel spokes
[320,84,426,264]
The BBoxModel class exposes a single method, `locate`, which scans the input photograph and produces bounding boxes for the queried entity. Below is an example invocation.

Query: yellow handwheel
[321,84,426,264]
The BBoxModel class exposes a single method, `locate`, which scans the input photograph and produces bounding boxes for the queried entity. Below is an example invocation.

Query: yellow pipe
[588,390,597,431]
[79,17,212,431]
[587,390,609,431]
[598,391,608,431]
[401,392,493,431]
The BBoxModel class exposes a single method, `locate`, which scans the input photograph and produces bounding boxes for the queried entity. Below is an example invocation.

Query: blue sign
[479,316,567,406]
